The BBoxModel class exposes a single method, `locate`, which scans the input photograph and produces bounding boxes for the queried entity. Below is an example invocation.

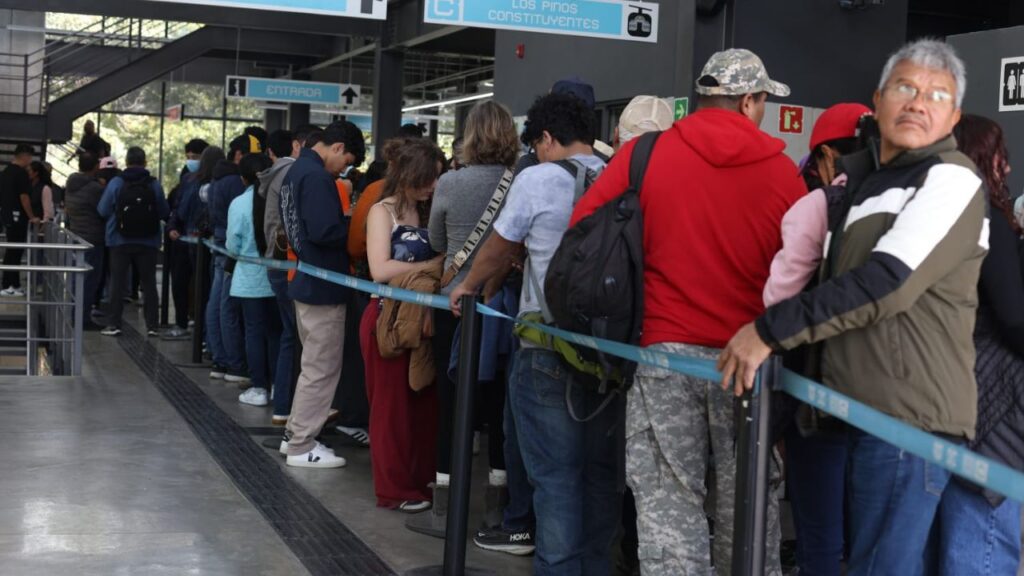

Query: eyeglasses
[885,83,954,106]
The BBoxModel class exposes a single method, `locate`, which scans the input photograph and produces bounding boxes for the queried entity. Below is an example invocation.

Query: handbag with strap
[439,168,514,288]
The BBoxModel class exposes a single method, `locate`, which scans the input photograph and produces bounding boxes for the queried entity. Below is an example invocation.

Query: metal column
[372,46,404,144]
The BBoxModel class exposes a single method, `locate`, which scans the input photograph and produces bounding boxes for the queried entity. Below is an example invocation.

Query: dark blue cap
[551,76,596,109]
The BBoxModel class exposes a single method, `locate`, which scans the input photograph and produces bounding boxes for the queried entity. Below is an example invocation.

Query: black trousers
[107,244,159,330]
[2,218,27,289]
[334,288,370,428]
[434,309,507,475]
[169,241,192,328]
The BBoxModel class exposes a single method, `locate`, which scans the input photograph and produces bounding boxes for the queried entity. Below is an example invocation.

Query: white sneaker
[286,442,346,469]
[1,287,23,297]
[100,326,122,337]
[279,435,334,456]
[239,387,269,407]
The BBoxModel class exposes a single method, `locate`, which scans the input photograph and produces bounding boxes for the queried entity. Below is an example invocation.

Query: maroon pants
[361,302,437,507]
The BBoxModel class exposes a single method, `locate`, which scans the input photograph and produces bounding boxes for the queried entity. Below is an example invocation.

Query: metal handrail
[0,242,90,250]
[34,20,201,106]
[0,265,91,272]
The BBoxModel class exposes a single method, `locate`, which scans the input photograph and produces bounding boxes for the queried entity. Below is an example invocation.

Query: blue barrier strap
[475,303,723,382]
[780,370,1024,503]
[175,236,1024,503]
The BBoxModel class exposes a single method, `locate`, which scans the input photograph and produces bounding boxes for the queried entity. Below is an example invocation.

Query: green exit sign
[674,97,689,120]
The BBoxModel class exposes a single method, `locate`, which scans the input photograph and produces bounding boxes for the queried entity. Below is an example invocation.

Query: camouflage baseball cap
[695,48,790,97]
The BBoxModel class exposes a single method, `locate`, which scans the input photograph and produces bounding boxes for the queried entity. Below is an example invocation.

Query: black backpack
[543,130,660,386]
[116,176,160,238]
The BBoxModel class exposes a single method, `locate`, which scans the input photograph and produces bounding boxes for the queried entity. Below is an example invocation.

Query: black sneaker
[473,526,535,556]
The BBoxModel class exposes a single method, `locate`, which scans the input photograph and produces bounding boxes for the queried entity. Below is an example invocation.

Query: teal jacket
[226,187,273,298]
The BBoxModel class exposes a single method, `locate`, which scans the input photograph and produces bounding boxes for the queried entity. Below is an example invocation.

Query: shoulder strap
[628,131,661,193]
[440,168,514,287]
[526,258,555,324]
[378,201,399,227]
[554,159,590,204]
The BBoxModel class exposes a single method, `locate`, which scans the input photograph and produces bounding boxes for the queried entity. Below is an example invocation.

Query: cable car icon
[627,5,652,38]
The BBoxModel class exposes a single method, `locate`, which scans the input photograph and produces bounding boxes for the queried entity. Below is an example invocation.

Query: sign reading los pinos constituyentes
[425,0,659,43]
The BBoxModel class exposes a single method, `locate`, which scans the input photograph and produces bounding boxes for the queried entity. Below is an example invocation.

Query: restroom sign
[779,106,804,134]
[1000,56,1024,112]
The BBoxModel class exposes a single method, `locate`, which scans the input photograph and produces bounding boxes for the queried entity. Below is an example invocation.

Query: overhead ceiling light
[402,92,493,112]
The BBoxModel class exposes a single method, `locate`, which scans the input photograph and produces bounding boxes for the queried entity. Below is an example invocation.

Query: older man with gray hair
[720,38,988,574]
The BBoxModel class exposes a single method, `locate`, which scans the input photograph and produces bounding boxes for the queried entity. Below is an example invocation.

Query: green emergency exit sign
[674,97,689,120]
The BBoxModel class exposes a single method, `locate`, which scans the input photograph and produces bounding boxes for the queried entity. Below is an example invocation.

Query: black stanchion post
[191,241,208,365]
[160,235,171,326]
[443,293,483,576]
[406,294,495,576]
[732,355,778,576]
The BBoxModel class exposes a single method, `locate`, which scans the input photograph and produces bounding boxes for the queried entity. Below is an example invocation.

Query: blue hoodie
[97,166,170,248]
[208,160,245,246]
[279,147,349,306]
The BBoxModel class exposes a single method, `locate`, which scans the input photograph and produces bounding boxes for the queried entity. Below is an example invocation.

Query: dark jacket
[963,200,1024,506]
[0,163,31,223]
[257,156,295,259]
[208,161,245,246]
[279,148,349,306]
[97,166,170,249]
[756,136,987,438]
[64,172,106,246]
[165,174,199,234]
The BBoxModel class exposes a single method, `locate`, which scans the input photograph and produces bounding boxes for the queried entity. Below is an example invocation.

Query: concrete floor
[0,301,532,575]
[0,344,308,575]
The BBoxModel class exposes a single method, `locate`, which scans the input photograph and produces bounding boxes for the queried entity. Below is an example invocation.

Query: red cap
[809,103,872,152]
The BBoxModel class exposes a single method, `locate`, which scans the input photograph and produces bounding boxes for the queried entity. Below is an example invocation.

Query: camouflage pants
[625,342,782,576]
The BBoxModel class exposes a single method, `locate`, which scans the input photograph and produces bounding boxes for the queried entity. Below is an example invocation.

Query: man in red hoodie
[571,49,805,574]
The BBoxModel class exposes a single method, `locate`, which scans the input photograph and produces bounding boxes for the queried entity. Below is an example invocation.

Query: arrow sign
[342,87,360,106]
[225,76,362,108]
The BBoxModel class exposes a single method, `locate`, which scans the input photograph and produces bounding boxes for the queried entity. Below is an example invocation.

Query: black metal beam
[46,43,322,77]
[0,0,382,36]
[372,46,403,143]
[0,112,45,142]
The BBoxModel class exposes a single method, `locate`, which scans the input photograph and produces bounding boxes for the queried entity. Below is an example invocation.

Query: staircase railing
[0,17,201,114]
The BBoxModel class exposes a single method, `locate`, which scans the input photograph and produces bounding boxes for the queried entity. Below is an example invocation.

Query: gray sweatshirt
[257,156,296,259]
[428,164,508,295]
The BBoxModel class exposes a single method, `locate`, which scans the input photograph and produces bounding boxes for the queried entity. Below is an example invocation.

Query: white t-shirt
[493,153,606,315]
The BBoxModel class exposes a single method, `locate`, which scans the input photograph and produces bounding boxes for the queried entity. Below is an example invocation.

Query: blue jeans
[82,245,104,311]
[934,479,1021,576]
[846,429,950,576]
[785,426,847,576]
[205,256,227,366]
[509,348,622,576]
[502,346,535,532]
[239,297,281,392]
[220,269,245,372]
[269,270,296,417]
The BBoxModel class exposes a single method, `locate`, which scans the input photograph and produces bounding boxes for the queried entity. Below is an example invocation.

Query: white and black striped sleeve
[755,162,987,351]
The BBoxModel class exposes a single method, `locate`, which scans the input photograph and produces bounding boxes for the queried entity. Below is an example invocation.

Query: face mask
[185,159,200,173]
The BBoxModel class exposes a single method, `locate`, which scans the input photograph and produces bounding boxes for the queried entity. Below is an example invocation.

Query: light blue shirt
[493,153,605,315]
[226,186,273,298]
